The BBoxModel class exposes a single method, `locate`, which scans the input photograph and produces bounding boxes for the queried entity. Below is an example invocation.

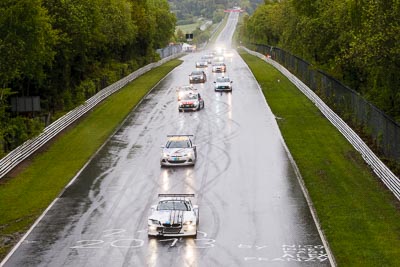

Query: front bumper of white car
[179,102,200,111]
[215,85,232,91]
[148,222,197,237]
[160,154,195,166]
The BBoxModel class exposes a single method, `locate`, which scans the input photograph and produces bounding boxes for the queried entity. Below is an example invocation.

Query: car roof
[191,70,204,74]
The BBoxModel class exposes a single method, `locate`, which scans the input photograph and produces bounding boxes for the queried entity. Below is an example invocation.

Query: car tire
[179,109,182,112]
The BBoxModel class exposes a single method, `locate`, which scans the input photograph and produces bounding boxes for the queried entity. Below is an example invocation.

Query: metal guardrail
[0,52,184,180]
[243,47,400,201]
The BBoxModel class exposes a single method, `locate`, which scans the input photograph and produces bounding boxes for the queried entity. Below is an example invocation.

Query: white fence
[243,47,400,201]
[0,52,184,180]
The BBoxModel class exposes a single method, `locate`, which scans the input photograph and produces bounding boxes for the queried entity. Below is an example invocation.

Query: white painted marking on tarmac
[110,239,144,248]
[241,244,328,262]
[70,240,104,249]
[103,229,126,237]
[159,238,178,247]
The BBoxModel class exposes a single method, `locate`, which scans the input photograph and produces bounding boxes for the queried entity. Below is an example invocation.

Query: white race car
[148,194,199,237]
[214,76,233,92]
[178,91,204,112]
[212,62,226,73]
[160,135,197,166]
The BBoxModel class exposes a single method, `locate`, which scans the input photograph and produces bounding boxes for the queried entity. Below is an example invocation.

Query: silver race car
[214,76,233,92]
[189,70,207,83]
[212,62,226,73]
[160,135,197,166]
[148,194,199,237]
[195,61,208,68]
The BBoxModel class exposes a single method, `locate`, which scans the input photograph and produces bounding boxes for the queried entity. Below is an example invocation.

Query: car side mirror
[213,81,216,83]
[231,81,233,83]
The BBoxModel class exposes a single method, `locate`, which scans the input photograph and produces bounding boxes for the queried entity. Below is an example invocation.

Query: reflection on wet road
[3,13,332,266]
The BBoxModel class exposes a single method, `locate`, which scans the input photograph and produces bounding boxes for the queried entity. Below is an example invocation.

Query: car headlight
[183,220,194,225]
[162,152,169,157]
[148,219,161,225]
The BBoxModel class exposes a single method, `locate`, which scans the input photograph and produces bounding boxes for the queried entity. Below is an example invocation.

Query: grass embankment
[176,23,199,34]
[0,59,182,261]
[240,51,400,266]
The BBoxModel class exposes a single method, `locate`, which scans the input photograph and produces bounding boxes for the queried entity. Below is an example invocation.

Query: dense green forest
[239,0,400,122]
[0,0,176,158]
[169,0,263,24]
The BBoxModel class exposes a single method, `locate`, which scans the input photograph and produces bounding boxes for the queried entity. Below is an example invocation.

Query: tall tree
[0,0,57,90]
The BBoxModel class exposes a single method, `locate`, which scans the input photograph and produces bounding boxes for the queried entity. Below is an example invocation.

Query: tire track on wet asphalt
[63,81,175,266]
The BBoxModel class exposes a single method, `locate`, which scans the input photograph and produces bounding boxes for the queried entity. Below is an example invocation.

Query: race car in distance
[213,55,225,63]
[189,70,207,83]
[214,76,233,92]
[223,49,234,58]
[202,54,213,64]
[178,91,204,112]
[160,135,197,166]
[177,85,197,100]
[212,62,226,73]
[148,194,199,237]
[195,61,208,68]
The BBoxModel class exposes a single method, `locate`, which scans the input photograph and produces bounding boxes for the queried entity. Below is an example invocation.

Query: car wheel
[179,109,182,112]
[202,102,205,109]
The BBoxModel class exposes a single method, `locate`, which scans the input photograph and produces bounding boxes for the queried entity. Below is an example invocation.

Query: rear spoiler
[158,194,195,198]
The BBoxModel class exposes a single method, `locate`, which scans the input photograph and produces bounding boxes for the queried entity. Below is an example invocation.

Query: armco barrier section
[242,47,400,201]
[251,43,400,163]
[0,52,184,180]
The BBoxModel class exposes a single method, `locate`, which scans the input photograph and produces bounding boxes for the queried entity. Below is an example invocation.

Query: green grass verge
[239,51,400,266]
[0,59,182,261]
[176,23,200,34]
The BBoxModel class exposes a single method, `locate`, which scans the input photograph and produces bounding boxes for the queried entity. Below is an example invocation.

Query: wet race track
[3,13,332,267]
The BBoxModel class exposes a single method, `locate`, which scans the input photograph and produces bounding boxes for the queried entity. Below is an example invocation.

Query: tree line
[239,0,400,123]
[169,0,263,25]
[0,0,176,158]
